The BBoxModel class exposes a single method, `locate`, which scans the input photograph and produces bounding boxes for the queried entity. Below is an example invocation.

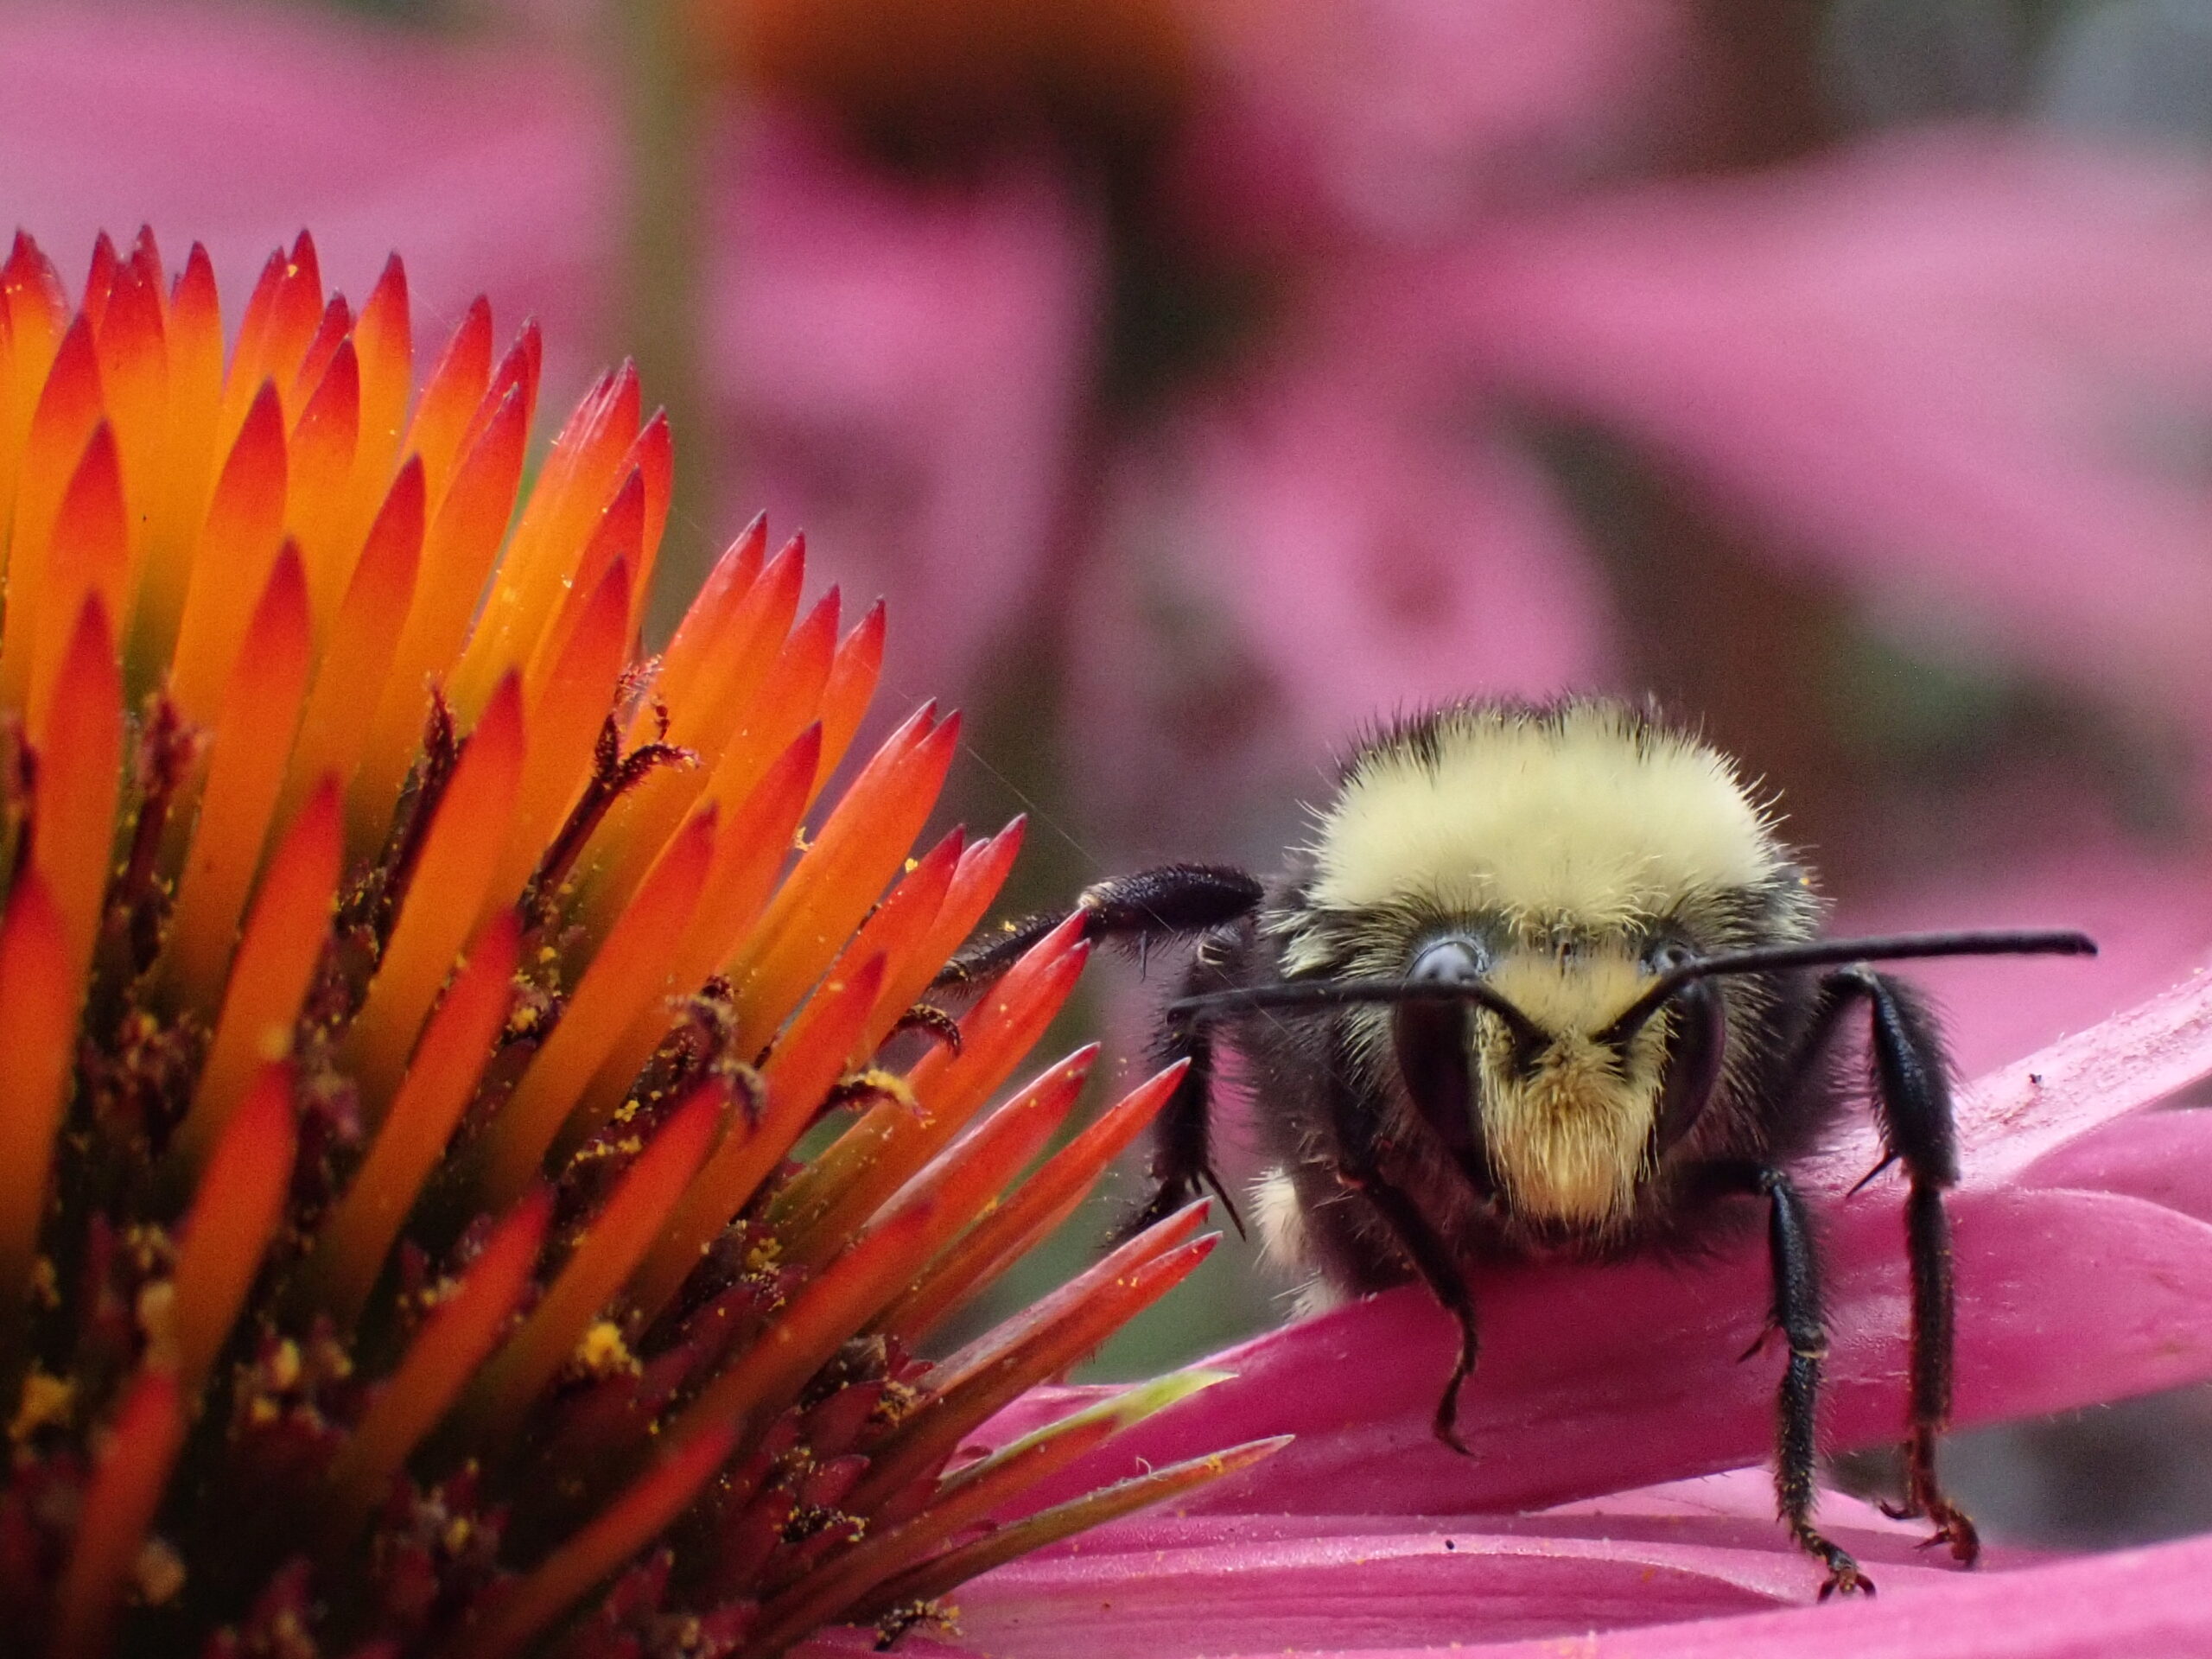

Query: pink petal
[1181,0,1689,245]
[2022,1109,2212,1225]
[0,1,611,387]
[1522,1469,2027,1567]
[992,1182,2212,1518]
[1457,1528,2212,1658]
[925,1476,2036,1658]
[1064,362,1611,848]
[1177,381,1611,752]
[720,111,1098,696]
[1412,132,2212,720]
[1007,1469,1922,1555]
[1835,849,2212,1078]
[950,1524,1845,1657]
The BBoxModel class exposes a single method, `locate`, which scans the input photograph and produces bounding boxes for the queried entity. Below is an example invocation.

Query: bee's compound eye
[1409,938,1485,986]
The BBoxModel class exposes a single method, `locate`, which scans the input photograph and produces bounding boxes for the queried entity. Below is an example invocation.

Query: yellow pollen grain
[10,1371,73,1442]
[133,1538,187,1607]
[137,1280,179,1367]
[575,1319,639,1377]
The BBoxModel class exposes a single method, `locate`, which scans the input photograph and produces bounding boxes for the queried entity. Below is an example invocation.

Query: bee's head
[1290,701,1799,1234]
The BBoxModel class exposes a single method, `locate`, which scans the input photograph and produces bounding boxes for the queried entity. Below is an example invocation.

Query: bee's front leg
[1754,1164,1873,1599]
[1826,966,1979,1565]
[1327,1073,1481,1456]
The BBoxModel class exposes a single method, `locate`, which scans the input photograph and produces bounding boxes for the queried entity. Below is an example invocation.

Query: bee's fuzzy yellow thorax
[1308,702,1783,925]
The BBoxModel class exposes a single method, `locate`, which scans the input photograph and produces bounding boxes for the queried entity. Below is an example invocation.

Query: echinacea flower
[0,226,1269,1658]
[938,967,2212,1656]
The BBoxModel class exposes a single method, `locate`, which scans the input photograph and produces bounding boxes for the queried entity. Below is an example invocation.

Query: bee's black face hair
[1166,927,2098,1034]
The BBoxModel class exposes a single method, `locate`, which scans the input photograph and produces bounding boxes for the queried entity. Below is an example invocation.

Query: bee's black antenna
[1595,929,2097,1047]
[1169,929,2096,1052]
[1168,979,1548,1049]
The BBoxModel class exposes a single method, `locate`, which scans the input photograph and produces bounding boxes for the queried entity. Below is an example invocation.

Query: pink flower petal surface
[933,1474,1996,1657]
[2021,1108,2212,1225]
[1835,848,2212,1078]
[0,1,611,389]
[1453,1529,2212,1658]
[789,1471,2064,1657]
[948,1523,1855,1657]
[1052,358,1610,875]
[1182,0,1688,245]
[1413,131,2212,721]
[991,1182,2212,1522]
[721,112,1097,695]
[1167,370,1612,754]
[1064,358,1612,858]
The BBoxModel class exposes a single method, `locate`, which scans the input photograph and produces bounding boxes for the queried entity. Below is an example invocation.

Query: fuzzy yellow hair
[1308,702,1783,929]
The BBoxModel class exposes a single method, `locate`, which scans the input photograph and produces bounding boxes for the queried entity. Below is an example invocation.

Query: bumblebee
[941,697,2094,1596]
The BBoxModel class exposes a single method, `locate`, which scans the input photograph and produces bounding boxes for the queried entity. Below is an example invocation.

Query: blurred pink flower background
[11,0,2212,1649]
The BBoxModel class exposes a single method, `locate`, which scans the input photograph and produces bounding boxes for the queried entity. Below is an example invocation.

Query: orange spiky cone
[0,229,1272,1658]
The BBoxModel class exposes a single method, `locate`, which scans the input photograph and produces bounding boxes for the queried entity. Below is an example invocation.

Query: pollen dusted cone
[0,229,1268,1658]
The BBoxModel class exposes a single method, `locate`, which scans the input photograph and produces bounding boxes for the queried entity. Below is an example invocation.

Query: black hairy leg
[1751,1166,1872,1599]
[934,863,1264,988]
[1326,1067,1483,1455]
[1810,966,1980,1566]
